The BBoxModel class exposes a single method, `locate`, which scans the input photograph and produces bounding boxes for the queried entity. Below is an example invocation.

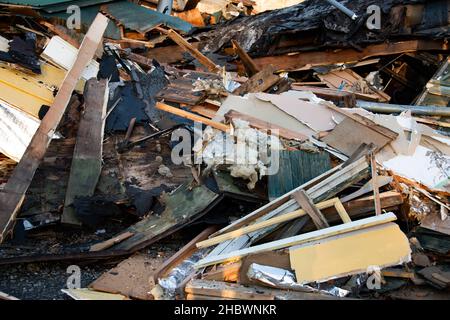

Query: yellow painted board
[0,62,85,118]
[61,288,128,300]
[289,222,411,285]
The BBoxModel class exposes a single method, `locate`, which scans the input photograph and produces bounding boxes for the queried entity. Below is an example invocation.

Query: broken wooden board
[292,190,329,229]
[90,232,134,252]
[62,288,128,300]
[151,226,217,284]
[289,222,411,284]
[90,253,165,300]
[322,117,394,157]
[232,39,259,77]
[185,279,274,300]
[62,79,108,225]
[252,40,449,71]
[196,212,397,268]
[233,65,280,95]
[202,262,242,283]
[167,29,219,73]
[0,13,109,243]
[291,85,356,108]
[103,182,222,252]
[317,69,390,103]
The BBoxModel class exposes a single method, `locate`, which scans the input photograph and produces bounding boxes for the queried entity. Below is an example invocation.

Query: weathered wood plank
[0,13,109,243]
[62,79,109,225]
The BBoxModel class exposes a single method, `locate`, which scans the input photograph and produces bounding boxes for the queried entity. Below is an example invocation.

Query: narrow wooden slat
[0,13,109,243]
[292,190,329,229]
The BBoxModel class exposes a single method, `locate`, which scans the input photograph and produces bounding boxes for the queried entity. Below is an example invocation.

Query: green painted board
[268,150,332,200]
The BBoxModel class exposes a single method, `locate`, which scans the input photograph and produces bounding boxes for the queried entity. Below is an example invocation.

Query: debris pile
[0,0,449,300]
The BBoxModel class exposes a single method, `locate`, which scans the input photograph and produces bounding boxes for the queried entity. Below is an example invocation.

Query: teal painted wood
[103,1,192,34]
[268,150,332,200]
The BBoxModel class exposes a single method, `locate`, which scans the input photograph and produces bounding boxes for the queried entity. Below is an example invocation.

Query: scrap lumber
[340,176,393,203]
[62,79,109,225]
[150,226,217,284]
[289,222,411,284]
[233,64,280,95]
[62,289,128,300]
[317,69,390,103]
[202,262,242,282]
[196,198,349,249]
[166,29,220,73]
[292,190,329,229]
[231,39,259,77]
[291,85,356,108]
[252,40,449,71]
[0,13,109,243]
[195,212,398,269]
[369,153,382,216]
[201,157,369,259]
[212,159,354,237]
[89,232,134,252]
[185,279,274,300]
[156,102,230,131]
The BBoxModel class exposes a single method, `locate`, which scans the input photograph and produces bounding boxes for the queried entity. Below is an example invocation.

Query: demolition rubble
[0,0,449,300]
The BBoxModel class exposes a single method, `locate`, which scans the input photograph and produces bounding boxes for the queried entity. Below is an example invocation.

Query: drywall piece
[0,99,40,162]
[383,145,450,193]
[0,35,9,52]
[62,79,108,225]
[61,288,128,300]
[213,94,316,138]
[255,91,343,132]
[195,212,397,268]
[42,36,99,81]
[289,222,411,284]
[0,13,109,244]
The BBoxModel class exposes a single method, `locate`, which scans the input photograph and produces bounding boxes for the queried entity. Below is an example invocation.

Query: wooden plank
[211,164,343,237]
[167,29,220,73]
[292,190,329,229]
[322,101,398,141]
[322,117,393,157]
[289,222,411,284]
[233,65,280,95]
[62,79,109,225]
[90,232,134,252]
[231,39,259,77]
[318,69,390,103]
[0,13,109,243]
[252,40,449,71]
[334,199,352,224]
[291,85,356,108]
[156,102,229,132]
[195,212,397,268]
[197,197,353,249]
[202,262,242,282]
[62,288,128,300]
[185,279,275,300]
[370,153,382,216]
[150,226,217,284]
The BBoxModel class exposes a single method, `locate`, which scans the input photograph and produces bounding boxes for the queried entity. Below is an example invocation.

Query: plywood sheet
[289,222,411,284]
